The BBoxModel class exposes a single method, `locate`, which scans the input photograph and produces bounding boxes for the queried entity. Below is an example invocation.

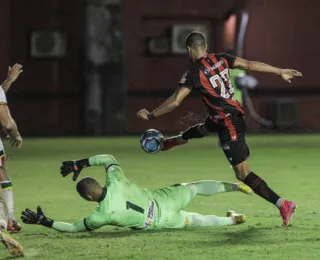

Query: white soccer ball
[0,219,7,230]
[140,129,164,154]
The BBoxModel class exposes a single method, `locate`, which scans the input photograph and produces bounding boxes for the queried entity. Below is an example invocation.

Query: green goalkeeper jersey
[84,164,157,230]
[52,155,159,232]
[230,68,246,104]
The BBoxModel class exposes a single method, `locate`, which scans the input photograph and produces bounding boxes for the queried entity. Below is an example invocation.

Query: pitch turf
[1,135,320,259]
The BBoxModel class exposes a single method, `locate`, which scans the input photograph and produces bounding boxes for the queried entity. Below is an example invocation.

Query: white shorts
[0,138,5,166]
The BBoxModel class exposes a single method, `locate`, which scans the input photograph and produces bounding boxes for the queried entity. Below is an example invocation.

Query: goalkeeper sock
[181,124,205,140]
[190,180,235,196]
[1,181,14,219]
[190,213,234,227]
[244,172,281,205]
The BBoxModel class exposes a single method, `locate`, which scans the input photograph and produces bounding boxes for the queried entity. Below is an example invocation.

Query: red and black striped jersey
[179,53,244,119]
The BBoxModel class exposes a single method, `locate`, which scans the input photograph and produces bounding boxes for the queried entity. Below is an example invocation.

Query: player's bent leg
[182,210,246,228]
[162,123,208,151]
[0,198,8,230]
[233,159,296,226]
[0,166,21,233]
[0,226,24,256]
[184,180,252,198]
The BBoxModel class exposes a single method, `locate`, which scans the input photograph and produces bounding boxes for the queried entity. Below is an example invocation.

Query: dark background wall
[243,0,320,130]
[124,0,320,134]
[0,0,319,135]
[124,0,245,133]
[0,0,84,136]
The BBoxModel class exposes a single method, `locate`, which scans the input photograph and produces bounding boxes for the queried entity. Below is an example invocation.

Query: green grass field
[1,135,320,260]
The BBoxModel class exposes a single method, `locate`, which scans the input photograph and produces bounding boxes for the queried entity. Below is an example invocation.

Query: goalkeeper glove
[21,206,54,228]
[60,158,90,181]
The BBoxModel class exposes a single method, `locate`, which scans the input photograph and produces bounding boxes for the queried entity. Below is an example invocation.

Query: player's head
[185,32,207,63]
[76,177,103,202]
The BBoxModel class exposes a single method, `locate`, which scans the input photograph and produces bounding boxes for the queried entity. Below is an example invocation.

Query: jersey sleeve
[87,155,127,185]
[178,64,201,90]
[219,53,236,69]
[84,206,110,230]
[52,219,89,232]
[106,165,128,185]
[0,87,8,105]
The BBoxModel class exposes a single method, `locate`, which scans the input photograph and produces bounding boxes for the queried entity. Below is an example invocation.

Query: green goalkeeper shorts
[151,184,193,229]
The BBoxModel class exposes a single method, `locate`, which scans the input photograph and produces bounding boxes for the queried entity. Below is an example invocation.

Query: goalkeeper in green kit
[21,154,252,231]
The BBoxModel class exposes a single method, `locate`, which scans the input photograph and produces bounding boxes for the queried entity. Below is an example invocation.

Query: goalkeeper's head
[76,177,103,202]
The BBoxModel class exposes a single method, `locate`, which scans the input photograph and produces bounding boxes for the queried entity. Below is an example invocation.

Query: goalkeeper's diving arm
[21,155,119,232]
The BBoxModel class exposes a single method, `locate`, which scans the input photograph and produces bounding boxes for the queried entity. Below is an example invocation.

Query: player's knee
[184,183,198,198]
[233,161,250,181]
[0,166,8,181]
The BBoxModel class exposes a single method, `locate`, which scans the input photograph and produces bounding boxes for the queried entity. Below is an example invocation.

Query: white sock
[0,199,8,222]
[276,198,284,209]
[1,181,14,220]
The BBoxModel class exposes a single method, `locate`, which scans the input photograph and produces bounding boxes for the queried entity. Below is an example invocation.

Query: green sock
[190,180,235,196]
[189,212,234,227]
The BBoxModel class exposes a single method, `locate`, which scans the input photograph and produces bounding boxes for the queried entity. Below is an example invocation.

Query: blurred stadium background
[1,0,320,259]
[0,0,319,136]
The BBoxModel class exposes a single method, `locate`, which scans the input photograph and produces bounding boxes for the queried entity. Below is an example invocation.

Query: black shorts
[204,114,250,166]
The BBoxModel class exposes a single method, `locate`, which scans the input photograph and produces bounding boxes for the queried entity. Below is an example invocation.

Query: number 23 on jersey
[209,68,234,99]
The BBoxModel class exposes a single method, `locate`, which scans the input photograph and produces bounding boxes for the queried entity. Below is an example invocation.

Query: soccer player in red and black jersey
[137,32,302,226]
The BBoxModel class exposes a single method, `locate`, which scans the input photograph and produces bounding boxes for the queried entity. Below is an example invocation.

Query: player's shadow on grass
[3,255,22,260]
[76,228,191,239]
[194,226,320,247]
[74,227,261,241]
[75,225,318,246]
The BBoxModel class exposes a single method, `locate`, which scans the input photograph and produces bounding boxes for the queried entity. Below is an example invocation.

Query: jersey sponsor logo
[144,200,156,228]
[223,144,230,151]
[147,201,155,219]
[209,60,224,71]
[204,68,210,75]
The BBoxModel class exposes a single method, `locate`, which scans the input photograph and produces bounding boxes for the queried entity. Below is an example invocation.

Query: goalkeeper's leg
[183,210,246,228]
[183,180,253,199]
[162,210,246,229]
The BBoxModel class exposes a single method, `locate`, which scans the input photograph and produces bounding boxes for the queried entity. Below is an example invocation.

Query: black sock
[181,124,205,140]
[244,172,280,205]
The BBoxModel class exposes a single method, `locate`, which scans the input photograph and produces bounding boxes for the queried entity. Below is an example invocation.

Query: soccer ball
[140,129,164,154]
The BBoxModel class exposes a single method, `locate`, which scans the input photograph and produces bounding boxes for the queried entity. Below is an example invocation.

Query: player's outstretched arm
[21,206,89,233]
[60,154,119,181]
[0,105,23,148]
[1,64,23,93]
[233,57,302,83]
[137,87,191,120]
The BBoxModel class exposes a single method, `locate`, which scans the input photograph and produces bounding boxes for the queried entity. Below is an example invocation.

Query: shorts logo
[144,200,156,228]
[223,144,230,151]
[147,201,155,219]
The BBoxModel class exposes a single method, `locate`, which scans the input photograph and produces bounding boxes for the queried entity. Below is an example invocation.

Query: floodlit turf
[1,135,320,259]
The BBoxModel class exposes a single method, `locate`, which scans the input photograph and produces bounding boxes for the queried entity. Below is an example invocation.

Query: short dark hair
[76,177,99,199]
[185,32,206,49]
